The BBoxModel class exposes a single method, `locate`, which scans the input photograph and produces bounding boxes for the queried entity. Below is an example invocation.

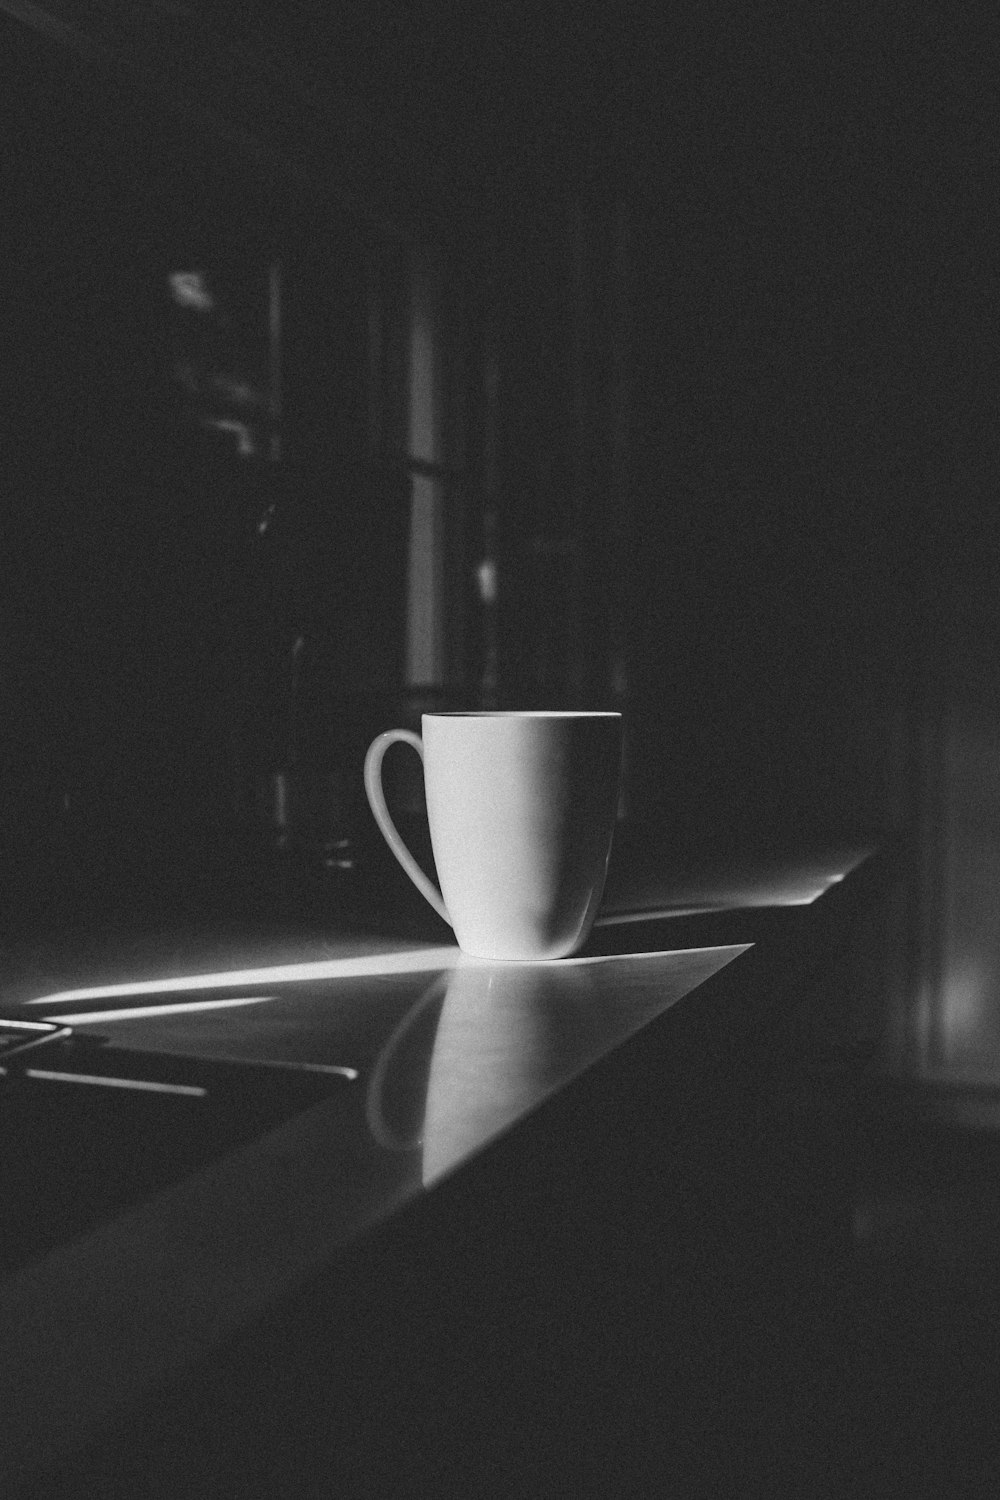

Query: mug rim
[422,710,622,719]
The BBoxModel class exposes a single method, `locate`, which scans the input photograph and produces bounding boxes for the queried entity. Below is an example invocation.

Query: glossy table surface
[0,839,880,1484]
[2,940,746,1481]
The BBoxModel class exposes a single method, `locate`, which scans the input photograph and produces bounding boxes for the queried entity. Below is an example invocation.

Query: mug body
[421,711,622,960]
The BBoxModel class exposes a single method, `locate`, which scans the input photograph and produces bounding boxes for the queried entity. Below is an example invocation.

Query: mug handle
[364,729,451,925]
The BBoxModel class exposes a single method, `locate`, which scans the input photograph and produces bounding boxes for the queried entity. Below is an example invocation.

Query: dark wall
[623,11,911,845]
[463,6,927,847]
[450,3,996,855]
[0,17,411,917]
[1,34,247,876]
[576,6,984,850]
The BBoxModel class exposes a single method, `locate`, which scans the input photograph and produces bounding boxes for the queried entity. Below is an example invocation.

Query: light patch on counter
[595,865,856,924]
[38,995,279,1024]
[24,946,464,1009]
[23,1069,209,1097]
[24,943,751,1017]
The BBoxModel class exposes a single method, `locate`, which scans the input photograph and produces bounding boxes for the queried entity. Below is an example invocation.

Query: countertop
[0,838,890,1488]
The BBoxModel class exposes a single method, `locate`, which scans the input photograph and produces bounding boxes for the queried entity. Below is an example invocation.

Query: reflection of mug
[364,712,622,960]
[364,972,449,1153]
[421,960,598,1185]
[363,959,600,1183]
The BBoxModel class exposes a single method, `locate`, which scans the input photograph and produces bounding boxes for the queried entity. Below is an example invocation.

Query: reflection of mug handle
[364,729,451,925]
[365,971,449,1152]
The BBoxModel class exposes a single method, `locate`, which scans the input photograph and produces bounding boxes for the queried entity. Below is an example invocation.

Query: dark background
[1,2,995,923]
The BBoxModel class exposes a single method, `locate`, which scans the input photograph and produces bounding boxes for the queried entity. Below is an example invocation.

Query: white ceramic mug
[364,711,623,960]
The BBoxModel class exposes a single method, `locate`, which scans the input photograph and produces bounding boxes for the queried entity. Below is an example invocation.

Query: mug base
[454,937,588,963]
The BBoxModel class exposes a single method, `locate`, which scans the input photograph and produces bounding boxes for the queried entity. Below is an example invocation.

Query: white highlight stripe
[41,996,278,1025]
[207,1058,358,1080]
[24,947,462,1008]
[23,1069,208,1097]
[22,942,751,1019]
[595,900,814,926]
